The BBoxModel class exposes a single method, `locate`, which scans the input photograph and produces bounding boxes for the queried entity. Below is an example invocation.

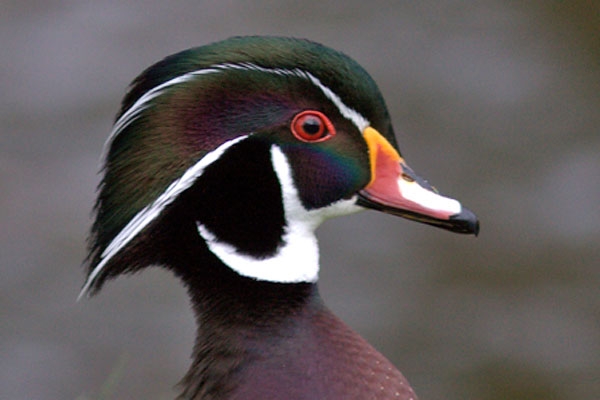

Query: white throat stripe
[196,145,362,284]
[196,145,321,283]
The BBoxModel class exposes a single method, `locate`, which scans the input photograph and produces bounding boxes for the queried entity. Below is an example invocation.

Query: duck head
[80,36,478,297]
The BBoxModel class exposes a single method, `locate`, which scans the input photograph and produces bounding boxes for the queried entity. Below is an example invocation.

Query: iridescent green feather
[88,36,397,282]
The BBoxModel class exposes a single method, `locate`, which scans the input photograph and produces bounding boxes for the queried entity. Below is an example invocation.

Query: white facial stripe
[102,62,370,162]
[197,146,361,283]
[78,135,248,299]
[398,178,462,214]
[213,62,370,131]
[304,73,369,132]
[101,68,221,162]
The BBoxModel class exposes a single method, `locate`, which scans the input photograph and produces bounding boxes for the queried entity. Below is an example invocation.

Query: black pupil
[302,117,322,135]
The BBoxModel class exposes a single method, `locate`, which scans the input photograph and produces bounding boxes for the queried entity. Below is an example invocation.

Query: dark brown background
[2,1,598,399]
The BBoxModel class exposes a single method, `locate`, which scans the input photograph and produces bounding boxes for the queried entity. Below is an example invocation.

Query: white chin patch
[197,222,319,283]
[197,145,361,283]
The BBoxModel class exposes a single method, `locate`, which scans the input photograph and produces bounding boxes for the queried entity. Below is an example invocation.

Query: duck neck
[177,259,321,399]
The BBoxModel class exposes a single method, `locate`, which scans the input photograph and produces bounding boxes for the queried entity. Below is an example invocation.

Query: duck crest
[82,36,478,399]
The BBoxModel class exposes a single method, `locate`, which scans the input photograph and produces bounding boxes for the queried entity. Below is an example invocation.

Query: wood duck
[80,36,478,399]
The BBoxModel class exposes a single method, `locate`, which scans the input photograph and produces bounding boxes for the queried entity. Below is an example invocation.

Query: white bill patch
[197,145,361,283]
[398,178,462,214]
[79,135,248,299]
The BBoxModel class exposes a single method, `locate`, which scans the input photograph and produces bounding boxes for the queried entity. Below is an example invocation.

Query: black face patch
[184,137,285,258]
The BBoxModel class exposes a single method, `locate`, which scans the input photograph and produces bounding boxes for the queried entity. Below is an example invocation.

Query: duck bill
[357,127,479,235]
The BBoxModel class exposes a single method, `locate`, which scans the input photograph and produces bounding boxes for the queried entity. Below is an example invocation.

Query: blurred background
[2,1,598,399]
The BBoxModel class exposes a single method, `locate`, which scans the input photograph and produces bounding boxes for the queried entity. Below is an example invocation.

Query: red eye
[291,110,336,142]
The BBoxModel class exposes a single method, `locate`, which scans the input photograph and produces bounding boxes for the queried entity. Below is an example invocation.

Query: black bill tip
[449,207,480,236]
[357,192,479,236]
